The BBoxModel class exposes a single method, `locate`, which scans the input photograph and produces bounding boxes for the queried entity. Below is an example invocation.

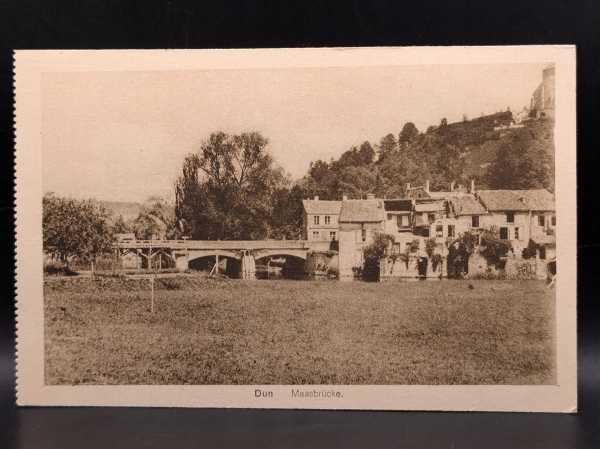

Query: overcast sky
[42,63,546,202]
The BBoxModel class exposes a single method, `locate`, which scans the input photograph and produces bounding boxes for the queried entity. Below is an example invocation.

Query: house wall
[304,213,340,241]
[337,221,385,280]
[481,211,555,255]
[383,213,412,236]
[481,211,531,254]
[338,229,362,280]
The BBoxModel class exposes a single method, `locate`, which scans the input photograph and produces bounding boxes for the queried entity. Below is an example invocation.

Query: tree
[43,193,113,269]
[399,122,419,147]
[270,184,305,239]
[335,166,378,199]
[175,131,290,240]
[377,133,398,162]
[112,215,131,234]
[132,198,176,240]
[358,141,375,165]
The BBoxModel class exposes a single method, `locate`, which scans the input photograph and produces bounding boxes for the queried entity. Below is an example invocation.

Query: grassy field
[44,277,555,385]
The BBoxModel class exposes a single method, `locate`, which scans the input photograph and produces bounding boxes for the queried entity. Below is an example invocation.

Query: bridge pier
[241,252,256,280]
[174,251,189,271]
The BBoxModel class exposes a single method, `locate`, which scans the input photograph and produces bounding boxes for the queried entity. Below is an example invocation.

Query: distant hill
[95,200,144,222]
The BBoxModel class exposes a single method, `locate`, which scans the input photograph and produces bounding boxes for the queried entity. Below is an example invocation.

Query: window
[329,231,337,241]
[361,229,367,242]
[313,215,320,225]
[325,215,331,225]
[448,225,455,238]
[506,212,514,223]
[499,227,509,240]
[435,225,443,238]
[538,215,545,227]
[312,231,320,240]
[428,213,436,223]
[514,227,520,240]
[472,215,480,228]
[551,215,556,226]
[397,215,410,228]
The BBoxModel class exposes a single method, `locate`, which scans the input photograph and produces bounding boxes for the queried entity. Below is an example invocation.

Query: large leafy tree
[175,131,289,240]
[399,122,419,148]
[377,133,398,162]
[43,193,113,267]
[132,198,176,240]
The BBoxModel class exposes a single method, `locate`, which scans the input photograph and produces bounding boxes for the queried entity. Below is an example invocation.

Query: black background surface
[0,1,599,448]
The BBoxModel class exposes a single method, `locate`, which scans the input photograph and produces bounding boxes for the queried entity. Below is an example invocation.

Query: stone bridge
[113,239,334,279]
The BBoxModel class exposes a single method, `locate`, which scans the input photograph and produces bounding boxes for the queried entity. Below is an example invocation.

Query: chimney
[342,194,348,201]
[366,193,375,200]
[314,195,319,200]
[450,181,456,191]
[470,179,476,194]
[425,180,430,193]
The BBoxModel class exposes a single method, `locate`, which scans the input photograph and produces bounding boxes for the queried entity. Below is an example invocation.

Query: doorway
[417,257,428,278]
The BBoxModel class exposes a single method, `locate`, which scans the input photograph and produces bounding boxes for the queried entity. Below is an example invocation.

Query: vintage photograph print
[15,47,577,411]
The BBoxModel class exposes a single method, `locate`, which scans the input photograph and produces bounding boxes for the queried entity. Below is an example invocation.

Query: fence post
[150,275,155,313]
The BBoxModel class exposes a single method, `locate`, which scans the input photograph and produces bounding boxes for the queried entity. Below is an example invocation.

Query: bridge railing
[113,239,320,251]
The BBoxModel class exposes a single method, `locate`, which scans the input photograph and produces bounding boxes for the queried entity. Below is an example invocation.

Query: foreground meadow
[44,277,555,385]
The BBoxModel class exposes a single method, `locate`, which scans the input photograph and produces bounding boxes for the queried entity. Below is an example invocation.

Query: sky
[42,63,546,202]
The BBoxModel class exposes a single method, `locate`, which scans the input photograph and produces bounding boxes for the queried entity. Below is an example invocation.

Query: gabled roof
[476,189,555,212]
[449,195,487,216]
[302,199,342,215]
[339,199,385,223]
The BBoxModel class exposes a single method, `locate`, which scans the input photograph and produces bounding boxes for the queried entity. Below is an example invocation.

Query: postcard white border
[15,46,577,411]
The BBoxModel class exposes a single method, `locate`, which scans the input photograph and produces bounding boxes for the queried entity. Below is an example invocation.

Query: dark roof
[476,189,555,211]
[384,199,412,212]
[449,195,487,216]
[339,199,385,223]
[302,199,342,215]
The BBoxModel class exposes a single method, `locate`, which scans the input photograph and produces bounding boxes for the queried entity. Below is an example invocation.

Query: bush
[478,228,512,268]
[522,239,540,259]
[363,233,395,281]
[44,262,78,276]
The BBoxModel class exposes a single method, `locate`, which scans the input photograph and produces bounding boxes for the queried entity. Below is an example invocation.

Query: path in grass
[45,278,555,385]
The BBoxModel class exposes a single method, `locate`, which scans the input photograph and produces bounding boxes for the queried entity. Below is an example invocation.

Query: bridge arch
[187,250,242,277]
[188,249,241,261]
[252,249,308,261]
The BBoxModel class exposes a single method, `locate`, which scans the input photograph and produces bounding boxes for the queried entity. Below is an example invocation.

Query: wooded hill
[300,111,555,200]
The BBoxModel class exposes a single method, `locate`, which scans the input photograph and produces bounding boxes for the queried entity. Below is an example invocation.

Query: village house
[301,196,342,241]
[337,195,386,280]
[475,188,556,259]
[302,182,555,280]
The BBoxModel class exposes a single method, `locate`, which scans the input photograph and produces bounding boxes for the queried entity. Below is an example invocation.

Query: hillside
[302,111,555,200]
[462,117,555,183]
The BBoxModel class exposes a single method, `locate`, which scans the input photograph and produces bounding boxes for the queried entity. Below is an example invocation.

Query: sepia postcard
[15,46,577,411]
